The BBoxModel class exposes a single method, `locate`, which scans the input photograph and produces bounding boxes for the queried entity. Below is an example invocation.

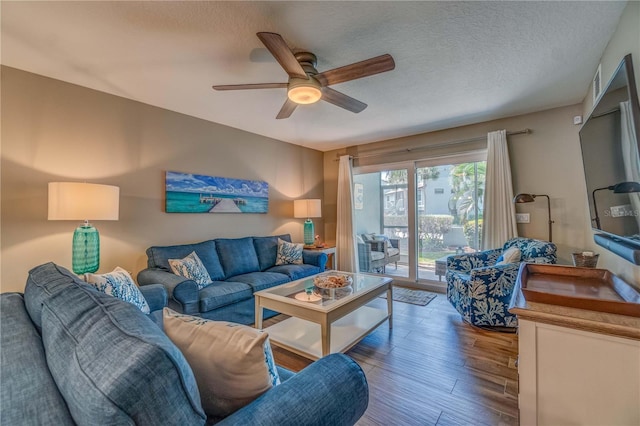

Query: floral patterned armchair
[445,237,557,328]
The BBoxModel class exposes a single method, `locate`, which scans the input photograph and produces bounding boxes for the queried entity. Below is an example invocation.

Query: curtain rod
[337,128,532,160]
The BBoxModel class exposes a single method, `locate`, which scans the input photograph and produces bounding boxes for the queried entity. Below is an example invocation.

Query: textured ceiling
[0,1,628,151]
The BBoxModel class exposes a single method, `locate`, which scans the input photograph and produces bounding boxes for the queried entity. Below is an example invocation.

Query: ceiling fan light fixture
[287,77,322,104]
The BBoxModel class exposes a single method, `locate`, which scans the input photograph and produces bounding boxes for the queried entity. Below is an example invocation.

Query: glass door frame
[355,162,418,282]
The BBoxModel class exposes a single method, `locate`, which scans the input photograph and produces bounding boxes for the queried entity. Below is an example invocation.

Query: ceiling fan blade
[321,87,367,113]
[212,83,287,91]
[316,54,395,86]
[257,32,307,79]
[276,99,298,119]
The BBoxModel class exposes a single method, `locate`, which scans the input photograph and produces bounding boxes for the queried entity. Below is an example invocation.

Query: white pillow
[163,309,280,419]
[496,247,521,265]
[85,267,150,314]
[275,238,303,265]
[168,251,212,289]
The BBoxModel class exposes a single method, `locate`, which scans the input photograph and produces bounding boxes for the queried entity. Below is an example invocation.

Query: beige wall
[1,67,324,292]
[580,0,640,285]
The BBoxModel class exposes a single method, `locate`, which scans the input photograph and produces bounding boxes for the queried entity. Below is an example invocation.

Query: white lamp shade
[294,199,322,218]
[48,182,120,221]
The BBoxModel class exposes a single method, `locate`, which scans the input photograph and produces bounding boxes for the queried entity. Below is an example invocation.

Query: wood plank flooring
[263,291,519,426]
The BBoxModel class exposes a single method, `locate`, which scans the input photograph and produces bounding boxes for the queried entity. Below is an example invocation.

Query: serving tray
[516,264,640,317]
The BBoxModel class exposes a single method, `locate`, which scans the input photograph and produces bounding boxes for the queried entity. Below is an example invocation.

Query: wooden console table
[508,265,640,426]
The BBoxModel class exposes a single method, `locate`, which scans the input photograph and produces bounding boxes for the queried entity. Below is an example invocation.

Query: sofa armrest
[469,262,521,297]
[219,354,368,426]
[447,249,502,273]
[357,242,372,272]
[138,284,168,312]
[137,268,199,313]
[302,251,328,272]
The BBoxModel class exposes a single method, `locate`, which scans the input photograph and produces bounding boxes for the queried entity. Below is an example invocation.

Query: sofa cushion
[147,240,225,281]
[169,251,212,289]
[24,262,87,331]
[253,234,292,271]
[199,281,253,312]
[496,247,521,265]
[32,263,206,425]
[163,309,280,420]
[85,267,151,314]
[275,239,304,266]
[266,264,321,281]
[0,293,74,425]
[216,237,260,277]
[227,271,290,292]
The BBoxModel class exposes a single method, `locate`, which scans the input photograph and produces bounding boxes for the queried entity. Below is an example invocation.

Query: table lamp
[294,199,322,246]
[48,182,120,274]
[513,193,554,242]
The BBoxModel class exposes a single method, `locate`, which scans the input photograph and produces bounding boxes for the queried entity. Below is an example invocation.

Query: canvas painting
[165,171,269,213]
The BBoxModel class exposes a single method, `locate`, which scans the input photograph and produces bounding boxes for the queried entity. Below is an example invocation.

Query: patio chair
[357,234,400,273]
[445,237,557,328]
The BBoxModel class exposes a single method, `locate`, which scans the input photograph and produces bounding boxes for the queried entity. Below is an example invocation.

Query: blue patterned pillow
[85,267,150,314]
[168,251,212,289]
[163,308,280,419]
[275,238,303,265]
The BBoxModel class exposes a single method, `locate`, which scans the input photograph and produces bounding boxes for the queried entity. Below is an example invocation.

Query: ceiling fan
[212,32,395,119]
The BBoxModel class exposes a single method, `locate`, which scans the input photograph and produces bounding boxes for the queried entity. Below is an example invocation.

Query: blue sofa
[446,237,557,328]
[138,234,327,325]
[0,262,368,425]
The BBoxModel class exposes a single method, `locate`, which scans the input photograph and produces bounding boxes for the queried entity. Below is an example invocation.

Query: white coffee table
[254,272,393,360]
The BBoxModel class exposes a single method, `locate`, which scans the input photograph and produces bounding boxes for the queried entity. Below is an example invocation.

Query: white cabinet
[518,319,640,426]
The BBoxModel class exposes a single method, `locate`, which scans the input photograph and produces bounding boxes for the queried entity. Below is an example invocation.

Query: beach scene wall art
[165,171,269,213]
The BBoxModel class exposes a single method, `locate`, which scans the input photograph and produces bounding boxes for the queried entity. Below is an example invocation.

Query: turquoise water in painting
[166,191,268,213]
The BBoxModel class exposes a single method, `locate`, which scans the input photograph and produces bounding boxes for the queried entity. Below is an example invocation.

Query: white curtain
[482,129,518,249]
[620,101,640,228]
[336,155,358,272]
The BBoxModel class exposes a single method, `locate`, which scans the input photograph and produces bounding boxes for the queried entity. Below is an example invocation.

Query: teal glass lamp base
[303,219,315,246]
[72,223,100,274]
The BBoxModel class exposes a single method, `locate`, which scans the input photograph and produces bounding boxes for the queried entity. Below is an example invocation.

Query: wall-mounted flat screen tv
[579,54,640,264]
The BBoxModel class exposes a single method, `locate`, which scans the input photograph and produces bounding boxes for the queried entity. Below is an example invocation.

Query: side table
[303,245,337,270]
[434,255,449,281]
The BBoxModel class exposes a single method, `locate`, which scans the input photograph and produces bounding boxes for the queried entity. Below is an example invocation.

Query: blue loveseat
[0,262,368,425]
[446,237,557,328]
[138,234,327,325]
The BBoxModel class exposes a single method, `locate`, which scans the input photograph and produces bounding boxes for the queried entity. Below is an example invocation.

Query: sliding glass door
[415,161,485,281]
[354,154,485,285]
[353,168,410,278]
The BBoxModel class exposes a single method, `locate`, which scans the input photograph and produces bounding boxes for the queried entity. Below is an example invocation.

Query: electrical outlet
[516,213,530,224]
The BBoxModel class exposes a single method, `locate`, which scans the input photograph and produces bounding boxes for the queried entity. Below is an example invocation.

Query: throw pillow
[274,238,303,265]
[163,308,280,420]
[496,247,522,265]
[168,251,212,289]
[85,267,150,314]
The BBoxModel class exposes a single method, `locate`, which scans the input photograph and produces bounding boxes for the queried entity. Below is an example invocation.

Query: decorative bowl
[313,274,353,289]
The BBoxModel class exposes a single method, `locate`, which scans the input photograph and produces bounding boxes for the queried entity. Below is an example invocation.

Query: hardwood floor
[264,292,519,426]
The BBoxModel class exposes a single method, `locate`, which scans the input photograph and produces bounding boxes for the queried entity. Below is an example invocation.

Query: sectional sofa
[138,234,327,324]
[1,262,369,425]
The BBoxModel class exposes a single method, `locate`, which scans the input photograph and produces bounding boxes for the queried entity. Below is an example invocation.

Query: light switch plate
[516,213,530,223]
